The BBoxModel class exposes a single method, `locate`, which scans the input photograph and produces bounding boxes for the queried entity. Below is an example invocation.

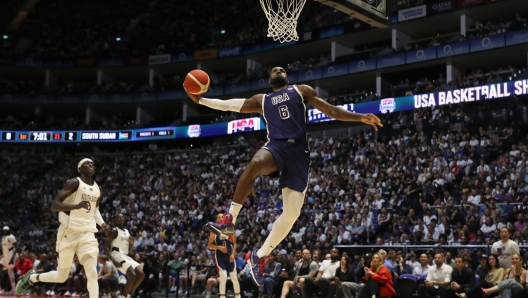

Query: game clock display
[0,117,266,143]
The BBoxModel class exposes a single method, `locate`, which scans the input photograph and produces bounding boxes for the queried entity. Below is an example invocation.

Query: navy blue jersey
[214,235,233,255]
[262,85,307,141]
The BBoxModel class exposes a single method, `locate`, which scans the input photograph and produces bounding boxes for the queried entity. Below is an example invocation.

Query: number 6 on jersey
[278,105,290,119]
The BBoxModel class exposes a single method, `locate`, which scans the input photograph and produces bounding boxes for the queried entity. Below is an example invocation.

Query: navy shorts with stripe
[215,253,235,272]
[263,139,310,193]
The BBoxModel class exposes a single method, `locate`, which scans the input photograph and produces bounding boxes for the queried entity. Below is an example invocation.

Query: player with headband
[16,158,110,298]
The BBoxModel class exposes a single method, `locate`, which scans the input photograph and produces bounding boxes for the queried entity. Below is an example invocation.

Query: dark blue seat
[396,274,417,297]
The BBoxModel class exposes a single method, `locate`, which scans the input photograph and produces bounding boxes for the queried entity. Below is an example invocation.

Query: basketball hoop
[260,0,307,43]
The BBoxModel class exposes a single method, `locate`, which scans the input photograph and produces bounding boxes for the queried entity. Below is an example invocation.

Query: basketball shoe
[204,213,235,237]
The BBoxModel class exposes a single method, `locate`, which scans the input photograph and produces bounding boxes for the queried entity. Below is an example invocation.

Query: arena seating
[1,102,528,296]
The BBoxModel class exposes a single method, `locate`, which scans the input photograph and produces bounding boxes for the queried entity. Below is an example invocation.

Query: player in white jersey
[1,226,18,293]
[104,214,145,298]
[16,158,110,298]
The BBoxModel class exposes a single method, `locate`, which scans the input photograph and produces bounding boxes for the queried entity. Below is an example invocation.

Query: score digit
[64,131,78,142]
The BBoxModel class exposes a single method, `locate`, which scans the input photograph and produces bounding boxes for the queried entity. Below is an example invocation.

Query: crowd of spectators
[0,0,352,59]
[1,100,528,297]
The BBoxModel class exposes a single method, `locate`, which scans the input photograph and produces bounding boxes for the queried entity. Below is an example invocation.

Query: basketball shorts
[263,139,310,193]
[56,225,99,269]
[0,249,16,266]
[111,251,140,274]
[214,253,235,273]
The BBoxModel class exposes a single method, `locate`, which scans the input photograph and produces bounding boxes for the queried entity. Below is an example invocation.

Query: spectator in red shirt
[360,253,395,298]
[14,253,33,281]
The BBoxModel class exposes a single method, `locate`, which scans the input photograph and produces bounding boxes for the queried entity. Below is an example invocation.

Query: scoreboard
[0,128,175,143]
[0,118,266,143]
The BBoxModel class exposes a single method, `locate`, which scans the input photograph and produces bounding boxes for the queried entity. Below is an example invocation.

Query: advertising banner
[16,58,43,67]
[108,93,135,103]
[157,90,185,101]
[227,117,262,134]
[170,52,194,63]
[74,58,98,67]
[470,34,505,52]
[320,25,345,39]
[377,53,406,69]
[194,49,218,60]
[134,92,157,102]
[225,81,252,95]
[349,58,377,73]
[457,0,490,8]
[436,40,470,58]
[323,63,349,78]
[218,47,242,58]
[242,42,274,55]
[205,85,225,97]
[427,0,456,15]
[398,5,427,22]
[0,94,31,104]
[274,40,296,48]
[406,47,437,64]
[56,94,82,104]
[124,56,148,66]
[83,94,108,104]
[297,67,323,82]
[251,79,269,91]
[99,57,124,67]
[505,29,528,46]
[43,59,74,68]
[148,54,171,65]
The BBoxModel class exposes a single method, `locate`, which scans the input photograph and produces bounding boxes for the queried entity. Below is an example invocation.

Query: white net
[260,0,307,43]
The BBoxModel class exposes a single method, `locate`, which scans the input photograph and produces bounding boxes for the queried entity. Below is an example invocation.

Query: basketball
[184,69,210,95]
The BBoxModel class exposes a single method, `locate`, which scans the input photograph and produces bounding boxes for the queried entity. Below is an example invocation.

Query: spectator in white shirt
[476,160,490,174]
[418,252,453,298]
[413,253,431,277]
[491,227,520,270]
[303,248,340,298]
[480,217,497,234]
[467,190,481,206]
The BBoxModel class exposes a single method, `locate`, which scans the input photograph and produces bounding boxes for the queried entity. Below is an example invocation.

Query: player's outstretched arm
[297,84,383,131]
[184,85,263,114]
[51,179,91,212]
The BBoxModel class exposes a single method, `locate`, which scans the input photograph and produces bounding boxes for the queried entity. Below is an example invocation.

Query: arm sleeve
[444,267,453,283]
[199,98,245,112]
[94,209,106,226]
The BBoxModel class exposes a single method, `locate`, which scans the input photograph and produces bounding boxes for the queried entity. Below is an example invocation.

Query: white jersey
[112,227,131,254]
[2,234,16,256]
[58,177,101,232]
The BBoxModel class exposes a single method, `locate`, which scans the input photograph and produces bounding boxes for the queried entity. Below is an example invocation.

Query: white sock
[257,188,304,258]
[229,202,243,222]
[229,271,240,295]
[206,292,211,298]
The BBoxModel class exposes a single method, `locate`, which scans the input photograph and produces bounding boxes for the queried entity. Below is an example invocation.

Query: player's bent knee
[127,268,136,280]
[135,268,145,279]
[57,269,70,283]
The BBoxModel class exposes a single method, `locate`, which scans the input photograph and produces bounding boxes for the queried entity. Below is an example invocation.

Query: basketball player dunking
[208,213,241,298]
[104,214,145,298]
[184,67,383,286]
[1,226,18,294]
[16,158,110,298]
